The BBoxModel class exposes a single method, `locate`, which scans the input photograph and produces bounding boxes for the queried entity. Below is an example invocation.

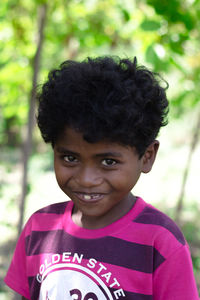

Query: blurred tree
[18,2,48,234]
[1,0,200,146]
[1,0,200,227]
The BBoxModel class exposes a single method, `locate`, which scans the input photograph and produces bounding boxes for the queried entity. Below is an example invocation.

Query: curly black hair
[37,56,169,157]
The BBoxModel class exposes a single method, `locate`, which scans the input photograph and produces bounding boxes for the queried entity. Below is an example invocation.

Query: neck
[72,194,136,229]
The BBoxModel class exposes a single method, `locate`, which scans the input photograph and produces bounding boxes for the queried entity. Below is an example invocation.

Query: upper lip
[73,191,106,195]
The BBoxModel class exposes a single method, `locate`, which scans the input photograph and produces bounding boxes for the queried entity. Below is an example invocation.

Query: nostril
[75,168,102,187]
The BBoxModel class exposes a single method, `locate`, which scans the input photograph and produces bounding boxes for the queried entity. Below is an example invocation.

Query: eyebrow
[95,152,123,158]
[55,147,79,156]
[55,146,123,158]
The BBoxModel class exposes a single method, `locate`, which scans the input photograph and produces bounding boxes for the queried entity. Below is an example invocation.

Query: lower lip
[74,193,105,203]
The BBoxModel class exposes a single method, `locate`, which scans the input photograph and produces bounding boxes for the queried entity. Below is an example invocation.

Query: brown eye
[102,159,117,166]
[63,155,78,163]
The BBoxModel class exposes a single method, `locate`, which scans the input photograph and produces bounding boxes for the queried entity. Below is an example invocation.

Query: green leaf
[121,9,130,22]
[140,20,161,31]
[145,44,159,64]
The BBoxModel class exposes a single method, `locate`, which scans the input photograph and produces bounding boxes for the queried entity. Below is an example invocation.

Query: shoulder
[23,201,71,235]
[133,200,185,246]
[33,201,69,215]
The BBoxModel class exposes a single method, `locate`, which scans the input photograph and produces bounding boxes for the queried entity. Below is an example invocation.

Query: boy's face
[54,127,158,229]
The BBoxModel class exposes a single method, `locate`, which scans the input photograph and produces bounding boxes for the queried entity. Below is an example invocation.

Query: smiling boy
[5,57,199,299]
[54,127,158,230]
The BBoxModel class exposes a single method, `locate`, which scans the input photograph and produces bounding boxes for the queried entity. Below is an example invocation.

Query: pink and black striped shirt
[5,197,199,299]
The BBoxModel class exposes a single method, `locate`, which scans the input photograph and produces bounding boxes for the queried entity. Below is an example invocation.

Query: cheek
[108,167,140,191]
[54,164,73,187]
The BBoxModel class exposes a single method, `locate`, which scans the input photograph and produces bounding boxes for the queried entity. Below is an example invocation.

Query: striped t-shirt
[5,197,199,299]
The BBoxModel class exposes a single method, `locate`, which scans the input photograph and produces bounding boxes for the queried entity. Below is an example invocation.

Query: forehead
[55,127,138,157]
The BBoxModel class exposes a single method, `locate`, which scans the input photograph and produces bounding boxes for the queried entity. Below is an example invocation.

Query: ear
[141,140,159,174]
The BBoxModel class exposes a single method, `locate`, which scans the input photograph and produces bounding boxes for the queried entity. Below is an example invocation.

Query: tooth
[84,195,91,200]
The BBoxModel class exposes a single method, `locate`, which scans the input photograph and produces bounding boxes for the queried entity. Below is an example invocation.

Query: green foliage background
[0,0,200,298]
[1,0,200,146]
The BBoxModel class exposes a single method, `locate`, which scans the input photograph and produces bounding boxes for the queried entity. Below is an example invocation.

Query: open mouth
[74,192,105,203]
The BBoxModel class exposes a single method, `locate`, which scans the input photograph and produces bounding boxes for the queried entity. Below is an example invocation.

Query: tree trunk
[175,110,200,223]
[17,3,48,236]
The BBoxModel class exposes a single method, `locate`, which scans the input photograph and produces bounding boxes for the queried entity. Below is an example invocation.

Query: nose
[75,166,103,188]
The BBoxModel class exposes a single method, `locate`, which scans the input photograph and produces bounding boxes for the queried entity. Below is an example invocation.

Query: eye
[63,155,78,163]
[102,158,117,166]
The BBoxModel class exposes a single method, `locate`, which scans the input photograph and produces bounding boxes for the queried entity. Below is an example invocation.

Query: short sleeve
[4,224,31,299]
[153,243,199,299]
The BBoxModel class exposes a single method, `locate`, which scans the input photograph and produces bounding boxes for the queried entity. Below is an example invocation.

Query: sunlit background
[0,0,200,299]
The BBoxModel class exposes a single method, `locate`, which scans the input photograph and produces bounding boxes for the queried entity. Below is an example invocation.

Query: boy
[5,57,199,299]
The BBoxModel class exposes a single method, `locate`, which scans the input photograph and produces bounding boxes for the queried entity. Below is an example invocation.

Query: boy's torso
[22,198,185,299]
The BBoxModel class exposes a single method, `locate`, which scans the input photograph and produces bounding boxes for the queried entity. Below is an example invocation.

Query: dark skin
[54,128,159,229]
[20,129,159,299]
